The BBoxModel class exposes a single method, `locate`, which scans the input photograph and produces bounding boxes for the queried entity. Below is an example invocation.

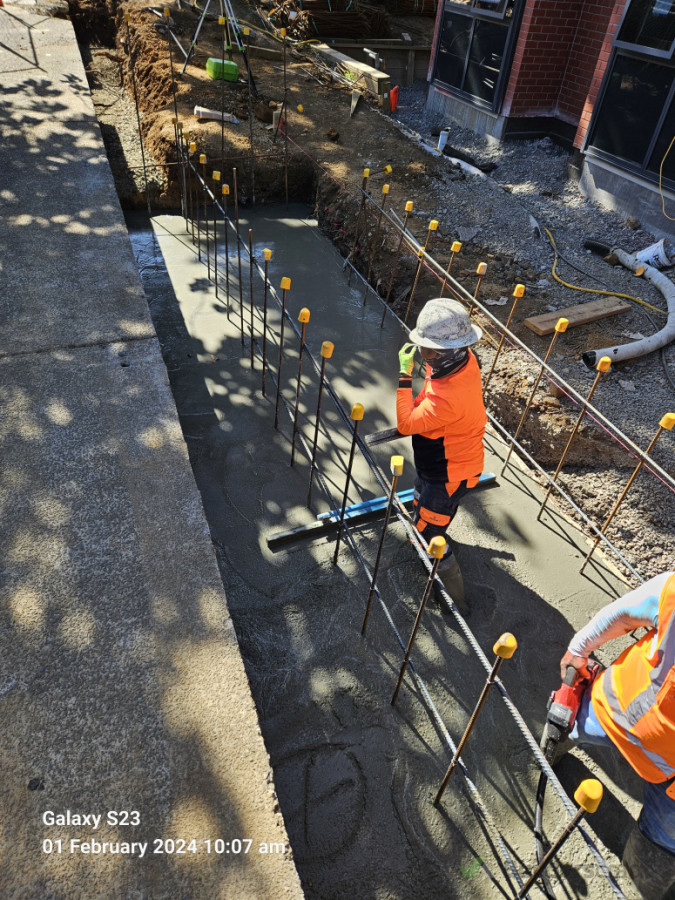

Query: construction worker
[560,570,675,899]
[396,297,486,612]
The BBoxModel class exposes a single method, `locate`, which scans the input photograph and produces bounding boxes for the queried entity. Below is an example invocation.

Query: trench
[125,203,642,900]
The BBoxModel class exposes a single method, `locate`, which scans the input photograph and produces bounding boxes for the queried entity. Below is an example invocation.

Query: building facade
[426,0,675,237]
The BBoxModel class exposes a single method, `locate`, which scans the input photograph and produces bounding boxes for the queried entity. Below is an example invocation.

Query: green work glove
[398,343,416,376]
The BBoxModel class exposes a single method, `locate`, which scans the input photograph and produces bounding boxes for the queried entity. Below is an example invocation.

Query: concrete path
[138,209,643,899]
[0,9,303,899]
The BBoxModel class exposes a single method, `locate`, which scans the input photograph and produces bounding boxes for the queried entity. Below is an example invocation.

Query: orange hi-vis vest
[592,573,675,785]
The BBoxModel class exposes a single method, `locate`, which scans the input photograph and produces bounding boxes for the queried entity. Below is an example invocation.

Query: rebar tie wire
[164,203,628,899]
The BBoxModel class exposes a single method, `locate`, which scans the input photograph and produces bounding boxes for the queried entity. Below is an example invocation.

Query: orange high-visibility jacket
[592,573,675,783]
[396,352,486,483]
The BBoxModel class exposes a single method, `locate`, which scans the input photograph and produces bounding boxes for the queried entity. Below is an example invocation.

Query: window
[616,0,675,57]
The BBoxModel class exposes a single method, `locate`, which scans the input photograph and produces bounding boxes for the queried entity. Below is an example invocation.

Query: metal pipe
[482,284,525,395]
[307,341,334,508]
[380,200,413,328]
[332,403,365,565]
[439,240,462,298]
[581,413,675,573]
[261,249,272,396]
[361,456,404,636]
[435,633,517,804]
[248,227,255,367]
[500,318,569,476]
[363,184,390,305]
[233,167,244,345]
[403,220,438,325]
[392,536,445,705]
[274,277,291,430]
[290,308,310,466]
[538,356,611,520]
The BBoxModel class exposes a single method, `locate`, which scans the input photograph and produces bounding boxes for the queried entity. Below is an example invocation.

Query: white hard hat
[409,298,482,350]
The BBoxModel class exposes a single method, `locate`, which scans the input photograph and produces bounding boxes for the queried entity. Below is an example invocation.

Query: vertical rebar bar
[580,413,675,573]
[244,27,256,205]
[290,309,310,466]
[219,15,226,174]
[248,228,255,367]
[233,167,244,346]
[439,240,462,298]
[500,318,569,476]
[538,356,611,521]
[125,13,151,216]
[282,28,289,208]
[189,141,197,242]
[380,200,413,328]
[348,169,370,283]
[403,220,438,325]
[482,284,525,396]
[262,249,272,396]
[222,183,231,317]
[274,278,291,430]
[361,456,404,636]
[212,170,220,299]
[467,261,487,315]
[202,156,211,280]
[197,153,205,260]
[391,536,445,705]
[332,403,365,566]
[363,184,390,304]
[307,341,333,508]
[434,633,517,804]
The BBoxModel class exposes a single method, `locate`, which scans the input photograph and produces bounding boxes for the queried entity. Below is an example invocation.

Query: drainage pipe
[582,248,675,368]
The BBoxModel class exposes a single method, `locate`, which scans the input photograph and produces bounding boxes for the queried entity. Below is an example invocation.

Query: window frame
[613,0,675,60]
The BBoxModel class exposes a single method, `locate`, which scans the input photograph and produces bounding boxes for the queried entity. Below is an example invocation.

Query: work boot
[433,553,468,616]
[622,822,675,899]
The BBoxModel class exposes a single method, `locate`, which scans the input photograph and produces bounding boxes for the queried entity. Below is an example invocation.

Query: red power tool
[541,661,602,749]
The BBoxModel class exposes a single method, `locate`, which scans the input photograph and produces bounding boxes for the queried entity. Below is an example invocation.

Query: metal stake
[290,308,310,466]
[244,27,256,205]
[482,284,525,396]
[435,633,517,804]
[517,780,603,897]
[197,153,205,260]
[189,142,197,242]
[261,248,272,396]
[202,155,210,280]
[361,456,404,635]
[500,317,569,476]
[467,261,487,315]
[538,356,611,520]
[403,219,438,325]
[212,170,220,298]
[380,200,413,328]
[233,167,244,345]
[581,412,675,573]
[282,27,289,208]
[274,277,291,430]
[439,240,462,298]
[363,184,390,304]
[222,183,231,317]
[392,536,445,705]
[332,403,365,565]
[307,341,334,508]
[248,228,255,367]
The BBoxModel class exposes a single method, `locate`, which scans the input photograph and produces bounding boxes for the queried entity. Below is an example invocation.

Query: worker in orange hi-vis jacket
[560,570,675,899]
[396,297,487,614]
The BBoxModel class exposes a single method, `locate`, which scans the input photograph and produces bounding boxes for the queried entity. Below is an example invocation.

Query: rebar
[403,220,438,324]
[361,456,403,635]
[248,228,255,367]
[380,200,413,328]
[212,170,220,299]
[347,169,370,283]
[222,183,231,316]
[332,404,365,565]
[363,184,390,304]
[261,249,272,396]
[274,278,291,430]
[482,284,525,395]
[233,167,244,345]
[290,309,310,466]
[245,27,256,205]
[202,156,211,280]
[307,342,333,508]
[439,240,461,297]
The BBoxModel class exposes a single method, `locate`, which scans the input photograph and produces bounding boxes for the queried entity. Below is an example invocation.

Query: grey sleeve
[567,572,670,657]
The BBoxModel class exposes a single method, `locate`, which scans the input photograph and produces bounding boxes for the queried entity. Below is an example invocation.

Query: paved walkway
[0,8,303,899]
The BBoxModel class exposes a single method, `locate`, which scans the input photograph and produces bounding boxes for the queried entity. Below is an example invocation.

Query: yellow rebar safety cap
[477,262,487,275]
[429,219,438,231]
[390,455,404,476]
[163,7,170,16]
[263,248,272,261]
[574,779,603,814]
[212,170,221,181]
[297,104,304,113]
[243,27,249,35]
[382,184,390,195]
[451,240,462,253]
[660,412,675,430]
[222,184,230,196]
[555,317,569,333]
[513,283,525,298]
[350,403,364,421]
[493,633,517,659]
[597,356,611,373]
[321,341,334,358]
[189,142,197,153]
[405,200,413,212]
[199,153,206,165]
[384,164,392,174]
[427,536,446,559]
[280,276,291,290]
[298,308,310,323]
[363,168,370,178]
[218,15,225,24]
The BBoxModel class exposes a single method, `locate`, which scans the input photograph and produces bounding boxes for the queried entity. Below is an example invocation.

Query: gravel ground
[392,81,675,583]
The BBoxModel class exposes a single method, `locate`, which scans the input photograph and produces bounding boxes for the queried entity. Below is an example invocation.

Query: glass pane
[435,12,473,89]
[590,55,672,165]
[463,20,508,102]
[648,98,675,181]
[619,0,675,53]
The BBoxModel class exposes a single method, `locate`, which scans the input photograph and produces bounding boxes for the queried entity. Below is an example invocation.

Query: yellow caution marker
[555,316,569,332]
[218,15,225,24]
[199,153,207,165]
[333,403,366,565]
[436,631,518,803]
[390,455,404,477]
[212,170,221,181]
[189,142,197,153]
[321,340,334,358]
[582,412,675,572]
[384,164,392,174]
[280,276,291,290]
[405,200,414,212]
[392,536,447,704]
[429,219,438,231]
[163,7,170,16]
[298,307,310,323]
[222,184,230,196]
[517,780,603,897]
[297,104,304,113]
[382,183,390,194]
[513,282,526,298]
[264,248,272,261]
[351,403,365,421]
[363,168,370,179]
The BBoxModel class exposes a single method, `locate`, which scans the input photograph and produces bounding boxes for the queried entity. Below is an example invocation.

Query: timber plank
[523,296,632,335]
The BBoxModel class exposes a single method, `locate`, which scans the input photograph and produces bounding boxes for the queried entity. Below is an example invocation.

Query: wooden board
[523,296,632,336]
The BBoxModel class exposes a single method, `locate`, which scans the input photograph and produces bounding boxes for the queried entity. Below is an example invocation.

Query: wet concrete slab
[135,208,643,899]
[0,12,303,899]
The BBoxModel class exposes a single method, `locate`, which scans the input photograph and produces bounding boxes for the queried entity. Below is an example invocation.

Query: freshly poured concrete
[0,12,302,900]
[135,209,643,899]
